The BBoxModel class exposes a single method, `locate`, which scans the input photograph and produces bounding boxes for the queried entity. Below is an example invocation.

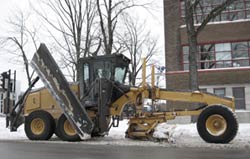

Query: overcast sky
[0,0,164,91]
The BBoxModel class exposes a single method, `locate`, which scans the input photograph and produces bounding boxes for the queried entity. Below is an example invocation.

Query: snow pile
[153,123,177,143]
[153,123,199,143]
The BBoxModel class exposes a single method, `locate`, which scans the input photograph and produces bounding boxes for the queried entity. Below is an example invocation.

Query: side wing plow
[30,44,94,138]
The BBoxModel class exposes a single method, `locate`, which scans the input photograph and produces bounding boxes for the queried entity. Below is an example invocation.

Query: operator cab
[78,54,130,103]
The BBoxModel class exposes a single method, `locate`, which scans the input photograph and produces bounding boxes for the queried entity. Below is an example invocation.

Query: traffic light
[1,71,10,90]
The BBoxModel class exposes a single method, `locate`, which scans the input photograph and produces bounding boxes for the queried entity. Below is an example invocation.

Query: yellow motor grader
[3,44,238,143]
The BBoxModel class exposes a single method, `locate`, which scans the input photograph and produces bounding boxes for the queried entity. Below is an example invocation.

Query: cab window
[114,67,126,83]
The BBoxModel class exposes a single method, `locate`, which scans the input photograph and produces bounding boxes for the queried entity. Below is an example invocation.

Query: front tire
[56,114,80,141]
[25,110,55,140]
[197,105,238,143]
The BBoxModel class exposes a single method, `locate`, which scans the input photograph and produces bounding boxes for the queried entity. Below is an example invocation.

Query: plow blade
[30,43,94,138]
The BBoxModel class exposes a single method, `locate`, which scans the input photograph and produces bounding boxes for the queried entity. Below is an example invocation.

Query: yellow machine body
[23,69,236,140]
[21,57,237,142]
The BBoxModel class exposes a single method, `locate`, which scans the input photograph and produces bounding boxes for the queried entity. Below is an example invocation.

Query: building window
[232,42,250,67]
[233,87,246,110]
[215,43,232,68]
[214,88,226,97]
[180,0,250,24]
[182,41,250,70]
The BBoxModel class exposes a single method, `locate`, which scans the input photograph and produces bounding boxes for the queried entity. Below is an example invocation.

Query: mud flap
[30,44,94,138]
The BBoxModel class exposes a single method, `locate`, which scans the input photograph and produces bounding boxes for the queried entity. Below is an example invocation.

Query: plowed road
[0,141,249,159]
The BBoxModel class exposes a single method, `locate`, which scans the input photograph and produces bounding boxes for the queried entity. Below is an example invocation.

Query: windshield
[114,67,126,83]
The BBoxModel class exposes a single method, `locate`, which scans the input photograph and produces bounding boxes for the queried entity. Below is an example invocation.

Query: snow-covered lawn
[1,117,250,149]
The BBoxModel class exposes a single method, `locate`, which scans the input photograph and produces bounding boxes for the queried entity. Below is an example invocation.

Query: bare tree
[0,11,38,86]
[35,0,100,81]
[118,16,158,86]
[184,0,235,91]
[96,0,152,55]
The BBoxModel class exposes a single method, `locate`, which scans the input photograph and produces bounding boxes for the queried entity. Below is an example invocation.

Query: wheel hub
[64,120,77,136]
[206,114,227,136]
[31,118,45,135]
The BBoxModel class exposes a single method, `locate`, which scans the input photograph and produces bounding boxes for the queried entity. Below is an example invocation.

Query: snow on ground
[1,117,250,149]
[0,117,26,140]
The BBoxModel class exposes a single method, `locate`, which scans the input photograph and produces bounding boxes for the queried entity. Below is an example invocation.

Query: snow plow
[3,44,238,143]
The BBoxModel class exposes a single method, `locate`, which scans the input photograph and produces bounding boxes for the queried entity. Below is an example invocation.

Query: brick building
[164,0,250,120]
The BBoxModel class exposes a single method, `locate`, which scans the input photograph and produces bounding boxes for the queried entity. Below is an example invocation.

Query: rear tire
[56,114,80,141]
[25,110,55,140]
[197,105,238,143]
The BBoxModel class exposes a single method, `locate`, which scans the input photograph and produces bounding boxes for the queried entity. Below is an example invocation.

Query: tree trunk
[21,49,31,86]
[185,0,199,91]
[188,35,199,91]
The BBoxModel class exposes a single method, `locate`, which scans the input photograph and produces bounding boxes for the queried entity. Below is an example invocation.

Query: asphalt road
[0,141,249,159]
